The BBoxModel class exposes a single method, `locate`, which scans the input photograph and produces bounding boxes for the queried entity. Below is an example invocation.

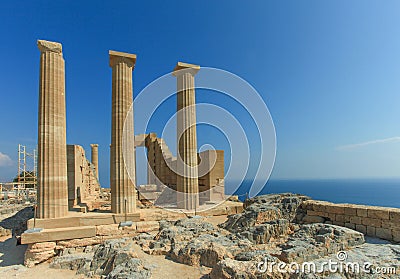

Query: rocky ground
[1,193,399,278]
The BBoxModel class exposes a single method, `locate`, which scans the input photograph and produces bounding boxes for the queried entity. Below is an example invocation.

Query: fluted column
[37,40,69,218]
[109,50,137,213]
[90,144,99,180]
[173,62,200,210]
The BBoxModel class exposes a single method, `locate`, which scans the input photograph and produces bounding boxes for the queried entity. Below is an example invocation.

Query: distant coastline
[228,178,400,208]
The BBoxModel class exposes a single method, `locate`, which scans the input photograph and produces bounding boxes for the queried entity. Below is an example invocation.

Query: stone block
[349,216,362,225]
[344,207,357,216]
[355,224,367,235]
[345,223,355,230]
[375,227,392,240]
[357,208,368,217]
[389,210,400,222]
[136,221,159,232]
[361,217,382,228]
[301,200,314,210]
[303,215,325,224]
[381,221,392,229]
[312,203,326,213]
[368,208,390,220]
[24,242,56,267]
[392,229,400,242]
[307,210,324,216]
[96,224,121,236]
[21,226,96,244]
[57,237,103,248]
[335,215,345,223]
[327,205,345,215]
[366,226,376,237]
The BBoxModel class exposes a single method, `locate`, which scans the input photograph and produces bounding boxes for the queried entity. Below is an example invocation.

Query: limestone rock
[221,193,310,233]
[244,193,310,221]
[0,226,12,237]
[238,219,291,244]
[278,223,365,263]
[50,253,93,270]
[209,258,259,279]
[106,258,151,279]
[24,242,57,267]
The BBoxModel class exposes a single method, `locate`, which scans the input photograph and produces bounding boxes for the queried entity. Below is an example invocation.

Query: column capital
[90,144,99,148]
[109,50,137,68]
[173,62,200,76]
[37,40,62,54]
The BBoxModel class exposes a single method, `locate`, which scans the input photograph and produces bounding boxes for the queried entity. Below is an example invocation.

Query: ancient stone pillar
[90,144,99,180]
[37,40,69,218]
[173,62,200,210]
[109,50,137,213]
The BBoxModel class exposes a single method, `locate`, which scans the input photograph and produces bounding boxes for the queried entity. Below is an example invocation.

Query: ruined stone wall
[142,133,225,203]
[67,145,100,209]
[198,150,225,203]
[297,200,400,242]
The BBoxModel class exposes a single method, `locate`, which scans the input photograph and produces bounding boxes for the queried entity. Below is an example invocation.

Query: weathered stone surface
[57,236,103,248]
[390,210,400,222]
[368,208,390,220]
[238,219,290,244]
[375,227,392,240]
[278,224,364,263]
[49,238,150,278]
[326,204,345,215]
[244,193,310,221]
[50,253,93,270]
[344,206,357,216]
[24,242,57,267]
[302,215,325,224]
[37,40,62,53]
[362,217,382,227]
[209,258,258,279]
[222,193,309,233]
[106,258,151,279]
[170,234,233,268]
[136,221,159,232]
[355,224,367,235]
[0,226,12,237]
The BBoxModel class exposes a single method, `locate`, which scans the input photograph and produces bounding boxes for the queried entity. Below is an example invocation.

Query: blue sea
[228,179,400,208]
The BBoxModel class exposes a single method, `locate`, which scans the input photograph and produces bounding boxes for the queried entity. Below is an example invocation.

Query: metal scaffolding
[17,144,37,191]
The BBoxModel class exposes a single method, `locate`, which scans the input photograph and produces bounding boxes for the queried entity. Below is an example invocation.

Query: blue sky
[1,1,400,186]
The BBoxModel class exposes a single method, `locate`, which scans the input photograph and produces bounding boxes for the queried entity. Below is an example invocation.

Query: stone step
[21,226,96,244]
[27,212,141,229]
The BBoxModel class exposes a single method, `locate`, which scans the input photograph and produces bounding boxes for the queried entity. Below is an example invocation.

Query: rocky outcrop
[51,238,151,278]
[238,219,291,244]
[222,193,309,233]
[278,223,365,263]
[42,193,399,279]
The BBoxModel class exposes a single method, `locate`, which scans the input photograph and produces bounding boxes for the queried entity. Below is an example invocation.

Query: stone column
[37,40,69,219]
[90,144,99,180]
[173,62,200,210]
[109,50,137,213]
